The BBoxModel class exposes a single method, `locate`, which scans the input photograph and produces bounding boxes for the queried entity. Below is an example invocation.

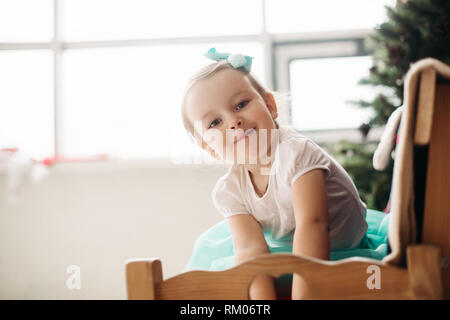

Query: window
[265,0,395,34]
[1,0,395,160]
[271,0,396,143]
[0,50,54,158]
[62,0,262,41]
[290,56,374,131]
[0,0,53,42]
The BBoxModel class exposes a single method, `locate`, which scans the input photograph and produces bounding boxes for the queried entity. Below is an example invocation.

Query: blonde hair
[180,60,285,144]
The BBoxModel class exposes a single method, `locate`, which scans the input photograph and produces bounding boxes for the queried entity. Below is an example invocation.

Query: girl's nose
[228,119,242,130]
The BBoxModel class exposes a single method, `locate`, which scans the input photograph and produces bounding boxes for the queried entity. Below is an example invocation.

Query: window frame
[272,30,384,146]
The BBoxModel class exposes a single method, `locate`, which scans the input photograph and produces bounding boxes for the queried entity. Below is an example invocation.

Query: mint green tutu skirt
[183,209,390,292]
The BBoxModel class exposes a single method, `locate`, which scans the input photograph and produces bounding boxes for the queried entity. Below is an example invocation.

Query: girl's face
[184,68,278,164]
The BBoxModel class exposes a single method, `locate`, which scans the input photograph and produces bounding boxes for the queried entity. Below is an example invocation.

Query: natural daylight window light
[62,42,264,159]
[62,0,263,41]
[290,56,375,131]
[0,0,53,42]
[0,0,395,160]
[265,0,396,33]
[0,50,54,159]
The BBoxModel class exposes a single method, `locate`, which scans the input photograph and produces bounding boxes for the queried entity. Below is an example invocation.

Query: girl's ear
[264,92,278,119]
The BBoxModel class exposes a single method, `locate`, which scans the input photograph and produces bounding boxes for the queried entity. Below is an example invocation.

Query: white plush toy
[373,106,404,171]
[0,150,49,203]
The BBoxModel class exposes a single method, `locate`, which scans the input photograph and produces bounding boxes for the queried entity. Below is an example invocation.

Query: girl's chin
[222,148,271,165]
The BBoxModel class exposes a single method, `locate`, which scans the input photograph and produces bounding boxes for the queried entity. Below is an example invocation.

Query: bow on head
[204,47,253,73]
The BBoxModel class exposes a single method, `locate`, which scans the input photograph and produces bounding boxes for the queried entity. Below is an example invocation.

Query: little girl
[181,48,368,300]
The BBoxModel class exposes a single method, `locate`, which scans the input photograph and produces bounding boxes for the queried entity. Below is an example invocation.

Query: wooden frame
[125,62,449,300]
[126,245,442,300]
[414,69,450,298]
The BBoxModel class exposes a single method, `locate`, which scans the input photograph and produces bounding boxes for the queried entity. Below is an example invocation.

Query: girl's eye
[236,100,249,110]
[209,119,221,128]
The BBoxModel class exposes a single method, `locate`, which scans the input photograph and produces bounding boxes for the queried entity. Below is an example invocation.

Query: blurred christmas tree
[327,0,450,210]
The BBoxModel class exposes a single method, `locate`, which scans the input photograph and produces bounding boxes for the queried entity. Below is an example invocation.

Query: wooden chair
[125,58,450,300]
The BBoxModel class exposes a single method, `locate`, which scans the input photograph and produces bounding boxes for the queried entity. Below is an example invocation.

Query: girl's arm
[227,214,277,300]
[291,169,330,300]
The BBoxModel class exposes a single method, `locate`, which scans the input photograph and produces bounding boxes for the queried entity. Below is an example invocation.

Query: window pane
[290,56,375,131]
[62,43,264,159]
[0,0,53,42]
[63,0,262,41]
[266,0,396,34]
[0,51,54,158]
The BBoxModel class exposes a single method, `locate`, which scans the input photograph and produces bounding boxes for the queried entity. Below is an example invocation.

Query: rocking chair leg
[407,245,443,299]
[126,258,163,300]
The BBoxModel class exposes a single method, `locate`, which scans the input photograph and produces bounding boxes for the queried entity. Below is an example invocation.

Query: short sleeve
[279,138,333,187]
[212,174,250,218]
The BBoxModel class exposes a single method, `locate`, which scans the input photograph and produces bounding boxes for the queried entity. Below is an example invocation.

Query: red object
[384,200,390,214]
[0,148,19,154]
[41,154,108,166]
[1,148,108,167]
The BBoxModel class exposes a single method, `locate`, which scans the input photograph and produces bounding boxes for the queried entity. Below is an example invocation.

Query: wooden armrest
[414,68,436,145]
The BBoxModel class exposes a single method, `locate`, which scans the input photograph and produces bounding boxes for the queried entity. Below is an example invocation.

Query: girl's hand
[227,214,277,300]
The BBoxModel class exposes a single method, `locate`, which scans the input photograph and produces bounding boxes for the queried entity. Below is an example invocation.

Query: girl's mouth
[235,127,256,144]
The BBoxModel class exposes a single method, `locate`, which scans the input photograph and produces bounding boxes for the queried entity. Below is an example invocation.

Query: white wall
[0,160,226,299]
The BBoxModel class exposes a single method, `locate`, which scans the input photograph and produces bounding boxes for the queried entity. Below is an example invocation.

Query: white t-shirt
[212,125,368,250]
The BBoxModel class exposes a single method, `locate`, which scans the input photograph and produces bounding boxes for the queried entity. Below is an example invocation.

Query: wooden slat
[414,68,436,145]
[125,246,444,299]
[155,254,412,300]
[126,258,163,300]
[421,83,450,299]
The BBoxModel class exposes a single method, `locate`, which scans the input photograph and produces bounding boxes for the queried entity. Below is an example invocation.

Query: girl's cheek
[203,129,224,151]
